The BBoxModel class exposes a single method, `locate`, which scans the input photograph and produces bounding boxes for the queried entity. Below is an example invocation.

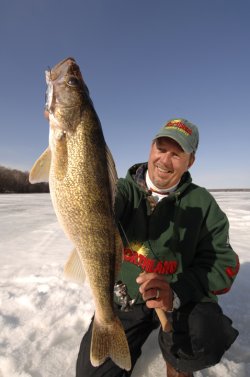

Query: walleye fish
[29,57,131,371]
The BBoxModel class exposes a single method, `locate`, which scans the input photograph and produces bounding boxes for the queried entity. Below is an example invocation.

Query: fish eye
[67,77,80,87]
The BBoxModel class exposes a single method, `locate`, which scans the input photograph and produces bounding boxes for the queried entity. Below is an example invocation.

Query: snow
[0,192,249,377]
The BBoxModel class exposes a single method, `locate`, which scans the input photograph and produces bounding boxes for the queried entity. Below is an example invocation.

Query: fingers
[140,286,161,301]
[136,272,166,284]
[136,274,169,297]
[136,272,173,311]
[146,295,164,309]
[44,110,50,119]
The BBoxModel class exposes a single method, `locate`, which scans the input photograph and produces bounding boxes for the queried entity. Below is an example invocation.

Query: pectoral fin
[64,249,86,284]
[29,147,51,183]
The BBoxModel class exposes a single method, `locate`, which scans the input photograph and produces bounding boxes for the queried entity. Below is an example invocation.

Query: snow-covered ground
[0,192,249,377]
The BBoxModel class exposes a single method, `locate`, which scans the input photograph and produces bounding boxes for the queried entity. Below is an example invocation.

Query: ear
[188,153,195,169]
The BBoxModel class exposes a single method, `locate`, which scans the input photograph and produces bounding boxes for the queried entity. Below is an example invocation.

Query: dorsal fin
[105,144,118,207]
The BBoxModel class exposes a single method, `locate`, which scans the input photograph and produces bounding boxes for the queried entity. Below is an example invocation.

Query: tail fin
[90,316,131,371]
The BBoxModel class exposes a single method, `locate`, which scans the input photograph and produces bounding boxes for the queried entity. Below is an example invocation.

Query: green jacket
[115,163,239,306]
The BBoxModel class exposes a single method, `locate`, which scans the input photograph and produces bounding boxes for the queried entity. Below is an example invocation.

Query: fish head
[45,57,90,134]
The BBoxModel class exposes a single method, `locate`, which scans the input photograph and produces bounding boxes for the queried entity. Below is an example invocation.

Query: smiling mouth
[156,165,172,174]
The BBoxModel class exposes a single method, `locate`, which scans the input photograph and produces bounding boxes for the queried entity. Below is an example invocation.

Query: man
[76,118,239,377]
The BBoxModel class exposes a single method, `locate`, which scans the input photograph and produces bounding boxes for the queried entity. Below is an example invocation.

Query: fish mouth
[45,76,53,112]
[44,57,85,134]
[45,57,76,84]
[51,57,76,73]
[50,57,76,71]
[45,57,80,113]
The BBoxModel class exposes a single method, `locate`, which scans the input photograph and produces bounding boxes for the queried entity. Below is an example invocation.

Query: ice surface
[0,192,249,377]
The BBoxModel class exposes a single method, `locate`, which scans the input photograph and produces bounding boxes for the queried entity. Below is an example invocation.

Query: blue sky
[1,0,249,188]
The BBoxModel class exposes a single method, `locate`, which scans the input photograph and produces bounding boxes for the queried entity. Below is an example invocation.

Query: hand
[136,272,173,312]
[44,110,50,119]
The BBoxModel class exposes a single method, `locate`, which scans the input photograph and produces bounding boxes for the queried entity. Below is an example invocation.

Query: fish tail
[90,316,131,371]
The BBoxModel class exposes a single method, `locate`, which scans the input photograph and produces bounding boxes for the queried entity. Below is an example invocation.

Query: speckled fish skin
[31,58,131,371]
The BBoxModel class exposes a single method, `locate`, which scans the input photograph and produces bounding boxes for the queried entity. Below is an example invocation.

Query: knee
[188,302,238,362]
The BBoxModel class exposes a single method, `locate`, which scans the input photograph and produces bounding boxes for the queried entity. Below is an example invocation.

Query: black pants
[158,302,238,372]
[76,302,238,376]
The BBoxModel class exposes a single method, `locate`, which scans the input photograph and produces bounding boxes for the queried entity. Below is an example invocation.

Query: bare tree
[0,165,49,193]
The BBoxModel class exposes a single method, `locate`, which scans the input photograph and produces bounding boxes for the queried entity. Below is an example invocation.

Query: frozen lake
[0,192,249,377]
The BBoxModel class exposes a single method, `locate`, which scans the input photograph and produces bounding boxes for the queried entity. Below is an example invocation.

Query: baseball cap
[154,118,199,153]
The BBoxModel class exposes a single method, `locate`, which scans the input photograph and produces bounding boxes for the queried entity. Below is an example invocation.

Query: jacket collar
[126,162,192,199]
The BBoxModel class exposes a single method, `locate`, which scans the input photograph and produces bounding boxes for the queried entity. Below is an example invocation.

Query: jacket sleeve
[170,196,240,306]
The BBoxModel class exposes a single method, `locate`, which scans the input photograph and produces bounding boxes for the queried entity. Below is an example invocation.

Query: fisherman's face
[148,137,195,189]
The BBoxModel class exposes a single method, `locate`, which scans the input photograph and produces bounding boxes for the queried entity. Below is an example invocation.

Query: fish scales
[29,57,131,371]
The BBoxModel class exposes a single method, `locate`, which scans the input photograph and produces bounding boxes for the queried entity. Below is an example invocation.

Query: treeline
[209,188,250,192]
[0,166,49,193]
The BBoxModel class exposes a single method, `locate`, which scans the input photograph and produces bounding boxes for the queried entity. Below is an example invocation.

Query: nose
[160,151,172,166]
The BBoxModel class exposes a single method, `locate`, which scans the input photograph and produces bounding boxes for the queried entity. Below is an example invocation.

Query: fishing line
[116,221,141,307]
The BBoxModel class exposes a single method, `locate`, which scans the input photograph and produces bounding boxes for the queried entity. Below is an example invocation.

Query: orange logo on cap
[165,120,192,136]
